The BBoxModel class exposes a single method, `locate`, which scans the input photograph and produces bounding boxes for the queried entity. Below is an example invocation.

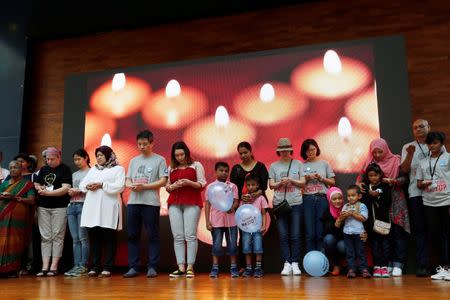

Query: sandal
[47,270,58,277]
[36,270,48,277]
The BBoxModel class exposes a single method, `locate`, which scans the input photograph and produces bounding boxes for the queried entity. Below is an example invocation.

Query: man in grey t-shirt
[400,119,430,276]
[123,130,168,278]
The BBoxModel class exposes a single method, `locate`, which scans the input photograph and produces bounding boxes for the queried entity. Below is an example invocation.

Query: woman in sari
[0,160,35,277]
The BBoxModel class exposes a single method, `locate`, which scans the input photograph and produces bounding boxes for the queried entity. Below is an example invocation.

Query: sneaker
[146,268,157,278]
[392,267,402,277]
[381,267,390,278]
[88,270,98,277]
[169,269,186,278]
[253,268,264,278]
[209,267,219,278]
[64,266,78,277]
[242,267,253,278]
[123,268,139,278]
[186,269,195,278]
[72,266,89,278]
[230,267,239,278]
[373,266,382,278]
[347,269,356,278]
[281,262,292,276]
[416,266,429,277]
[361,269,371,278]
[431,266,449,280]
[98,270,111,278]
[444,272,450,281]
[291,262,301,276]
[387,266,393,274]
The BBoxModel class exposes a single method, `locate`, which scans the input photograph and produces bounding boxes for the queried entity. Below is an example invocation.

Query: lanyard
[416,140,429,158]
[429,152,443,179]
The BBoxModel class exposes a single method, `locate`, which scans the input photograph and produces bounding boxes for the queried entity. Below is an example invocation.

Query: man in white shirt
[400,119,430,277]
[0,151,10,183]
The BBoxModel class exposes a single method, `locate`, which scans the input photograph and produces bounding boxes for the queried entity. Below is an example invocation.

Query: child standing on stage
[205,162,239,278]
[363,163,392,278]
[240,175,268,278]
[336,185,370,278]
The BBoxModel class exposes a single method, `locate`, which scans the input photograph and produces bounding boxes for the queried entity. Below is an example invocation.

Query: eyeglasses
[413,124,427,130]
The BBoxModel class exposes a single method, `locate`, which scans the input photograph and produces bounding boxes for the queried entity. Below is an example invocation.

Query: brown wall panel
[25,0,450,158]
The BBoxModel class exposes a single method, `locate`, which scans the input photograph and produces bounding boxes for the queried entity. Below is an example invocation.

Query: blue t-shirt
[342,202,368,234]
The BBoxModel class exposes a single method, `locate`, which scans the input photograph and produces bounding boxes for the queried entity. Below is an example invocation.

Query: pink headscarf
[326,187,343,219]
[363,138,401,179]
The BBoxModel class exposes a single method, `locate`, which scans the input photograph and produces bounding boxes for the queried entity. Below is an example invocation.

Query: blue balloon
[235,204,262,233]
[207,182,234,212]
[303,250,329,277]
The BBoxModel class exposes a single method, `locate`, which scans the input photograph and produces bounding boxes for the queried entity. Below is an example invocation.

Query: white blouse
[79,165,125,230]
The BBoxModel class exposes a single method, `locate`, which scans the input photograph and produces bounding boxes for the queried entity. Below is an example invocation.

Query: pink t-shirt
[240,195,269,211]
[206,180,239,227]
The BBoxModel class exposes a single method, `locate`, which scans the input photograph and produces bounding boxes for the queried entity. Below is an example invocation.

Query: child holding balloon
[205,162,240,278]
[239,174,268,278]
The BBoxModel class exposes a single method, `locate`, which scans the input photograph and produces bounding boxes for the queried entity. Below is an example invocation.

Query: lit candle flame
[323,50,342,75]
[215,106,229,128]
[101,133,112,147]
[112,73,126,91]
[165,79,181,98]
[338,117,352,140]
[260,83,275,103]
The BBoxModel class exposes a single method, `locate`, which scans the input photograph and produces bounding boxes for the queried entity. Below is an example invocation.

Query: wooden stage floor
[1,274,448,299]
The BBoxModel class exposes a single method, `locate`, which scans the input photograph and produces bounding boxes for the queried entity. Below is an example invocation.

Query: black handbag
[273,159,293,217]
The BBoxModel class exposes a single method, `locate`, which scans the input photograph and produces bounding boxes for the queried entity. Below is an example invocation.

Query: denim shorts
[241,231,263,254]
[211,226,238,256]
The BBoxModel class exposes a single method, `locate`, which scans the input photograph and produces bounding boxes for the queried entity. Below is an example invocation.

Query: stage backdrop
[63,35,411,272]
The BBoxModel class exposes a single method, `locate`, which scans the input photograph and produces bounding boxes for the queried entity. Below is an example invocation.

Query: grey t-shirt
[71,169,90,202]
[416,151,450,207]
[303,160,335,195]
[269,159,304,206]
[127,154,168,206]
[401,141,429,198]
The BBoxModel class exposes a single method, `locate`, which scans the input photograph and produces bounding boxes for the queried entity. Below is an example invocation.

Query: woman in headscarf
[321,187,345,276]
[80,146,125,278]
[357,138,410,277]
[0,161,35,277]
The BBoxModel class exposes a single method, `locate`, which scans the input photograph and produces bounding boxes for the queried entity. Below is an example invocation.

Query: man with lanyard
[416,131,450,280]
[400,119,430,276]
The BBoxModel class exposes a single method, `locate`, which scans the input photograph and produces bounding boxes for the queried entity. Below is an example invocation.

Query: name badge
[430,180,438,189]
[45,185,54,191]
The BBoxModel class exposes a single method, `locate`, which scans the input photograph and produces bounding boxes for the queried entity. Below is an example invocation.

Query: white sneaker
[387,266,393,274]
[281,262,292,276]
[431,266,449,280]
[291,262,301,276]
[392,267,402,277]
[444,272,450,281]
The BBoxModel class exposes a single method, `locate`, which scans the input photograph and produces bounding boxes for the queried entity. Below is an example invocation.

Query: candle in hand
[314,117,378,173]
[233,82,308,125]
[183,106,256,159]
[291,50,372,100]
[142,79,208,130]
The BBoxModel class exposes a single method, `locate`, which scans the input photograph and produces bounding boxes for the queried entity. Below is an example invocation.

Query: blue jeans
[241,231,263,254]
[211,226,238,256]
[127,204,160,270]
[276,203,303,263]
[408,196,428,267]
[323,233,345,266]
[303,194,328,252]
[67,202,89,267]
[344,233,367,271]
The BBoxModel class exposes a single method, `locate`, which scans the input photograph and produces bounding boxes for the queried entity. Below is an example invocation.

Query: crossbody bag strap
[283,159,293,201]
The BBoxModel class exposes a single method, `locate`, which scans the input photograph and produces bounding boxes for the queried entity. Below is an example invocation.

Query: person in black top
[34,147,72,276]
[322,187,345,275]
[361,163,392,278]
[230,141,268,272]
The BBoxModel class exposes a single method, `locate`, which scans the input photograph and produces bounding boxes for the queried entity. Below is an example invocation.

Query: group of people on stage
[0,119,449,281]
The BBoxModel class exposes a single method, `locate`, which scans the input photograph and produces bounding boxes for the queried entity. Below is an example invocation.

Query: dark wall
[0,3,28,165]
